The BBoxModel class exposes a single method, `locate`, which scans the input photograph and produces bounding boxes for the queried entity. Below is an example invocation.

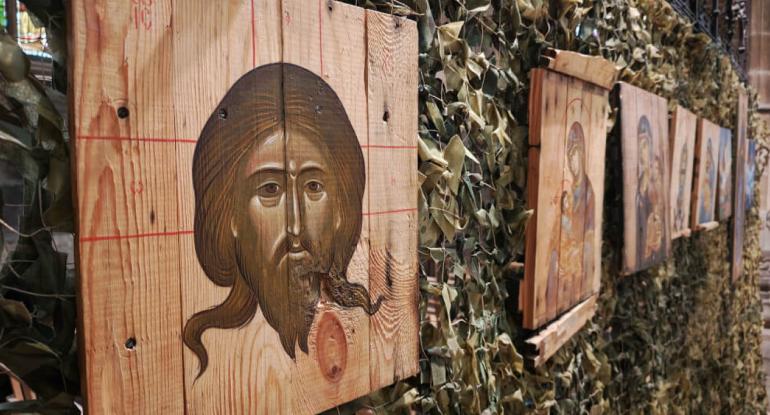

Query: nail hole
[117,106,129,119]
[383,110,390,122]
[327,0,333,11]
[218,108,228,120]
[149,210,156,224]
[395,19,402,28]
[125,337,137,350]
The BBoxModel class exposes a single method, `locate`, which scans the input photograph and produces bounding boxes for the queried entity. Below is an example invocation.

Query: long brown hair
[183,63,366,377]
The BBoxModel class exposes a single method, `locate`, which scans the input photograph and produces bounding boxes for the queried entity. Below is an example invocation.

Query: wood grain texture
[283,1,373,412]
[524,67,610,330]
[669,106,697,239]
[618,82,671,275]
[70,0,185,413]
[692,117,721,230]
[172,1,284,413]
[542,48,619,90]
[73,0,418,413]
[366,10,420,390]
[732,92,749,281]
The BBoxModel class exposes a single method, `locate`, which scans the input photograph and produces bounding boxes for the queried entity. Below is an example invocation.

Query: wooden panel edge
[525,295,597,367]
[542,49,619,90]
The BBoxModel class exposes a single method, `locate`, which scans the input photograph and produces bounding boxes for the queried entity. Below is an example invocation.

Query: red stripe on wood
[79,230,194,243]
[77,135,197,144]
[250,0,256,68]
[364,208,417,216]
[79,210,415,243]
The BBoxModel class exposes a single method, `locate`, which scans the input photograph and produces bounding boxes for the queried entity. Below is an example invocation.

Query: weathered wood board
[70,1,419,413]
[732,92,749,281]
[717,127,734,220]
[692,118,721,230]
[669,106,697,239]
[618,83,670,275]
[523,56,616,331]
[524,295,597,367]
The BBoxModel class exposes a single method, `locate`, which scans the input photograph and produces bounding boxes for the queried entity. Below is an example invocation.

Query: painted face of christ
[183,63,381,377]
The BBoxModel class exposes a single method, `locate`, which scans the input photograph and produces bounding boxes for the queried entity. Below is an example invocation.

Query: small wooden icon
[717,127,733,220]
[523,49,618,367]
[669,106,697,239]
[692,118,721,231]
[618,82,671,275]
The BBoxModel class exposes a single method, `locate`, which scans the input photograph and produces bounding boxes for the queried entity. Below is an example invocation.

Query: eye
[305,180,324,194]
[257,182,281,198]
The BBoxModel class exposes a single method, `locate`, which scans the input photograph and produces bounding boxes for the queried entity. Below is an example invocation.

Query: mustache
[271,234,320,265]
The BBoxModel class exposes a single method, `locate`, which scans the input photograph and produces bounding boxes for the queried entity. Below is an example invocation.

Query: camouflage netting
[334,0,770,413]
[1,0,767,413]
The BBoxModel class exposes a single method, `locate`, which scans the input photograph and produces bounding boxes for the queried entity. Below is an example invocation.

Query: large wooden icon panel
[669,106,697,239]
[70,1,419,414]
[618,83,671,275]
[717,127,734,220]
[692,118,721,230]
[523,66,612,330]
[732,92,749,281]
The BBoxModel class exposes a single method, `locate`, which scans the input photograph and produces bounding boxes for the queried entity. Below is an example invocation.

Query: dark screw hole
[327,0,333,11]
[125,337,137,350]
[117,106,129,119]
[218,108,228,120]
[382,110,390,122]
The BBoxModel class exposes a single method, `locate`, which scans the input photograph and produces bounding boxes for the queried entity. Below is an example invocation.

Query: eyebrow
[245,165,285,182]
[298,165,325,176]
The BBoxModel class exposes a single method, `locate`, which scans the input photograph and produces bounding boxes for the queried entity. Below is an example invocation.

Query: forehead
[241,127,328,175]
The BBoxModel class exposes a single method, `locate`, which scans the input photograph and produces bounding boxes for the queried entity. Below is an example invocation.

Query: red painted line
[363,145,418,150]
[79,210,415,243]
[77,135,197,144]
[364,208,418,216]
[80,230,194,243]
[250,0,256,68]
[318,0,324,75]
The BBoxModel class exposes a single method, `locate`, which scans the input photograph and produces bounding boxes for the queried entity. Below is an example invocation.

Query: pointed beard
[235,235,323,359]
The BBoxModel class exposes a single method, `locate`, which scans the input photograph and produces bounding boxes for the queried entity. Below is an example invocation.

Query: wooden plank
[717,127,734,220]
[732,91,749,281]
[581,83,610,300]
[618,82,670,275]
[669,106,697,239]
[556,77,586,314]
[542,48,619,90]
[283,1,374,412]
[525,295,597,367]
[172,1,286,413]
[692,118,721,230]
[365,10,420,391]
[524,69,567,329]
[69,0,185,412]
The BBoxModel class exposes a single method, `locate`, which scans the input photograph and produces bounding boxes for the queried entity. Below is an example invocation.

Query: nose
[287,179,301,237]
